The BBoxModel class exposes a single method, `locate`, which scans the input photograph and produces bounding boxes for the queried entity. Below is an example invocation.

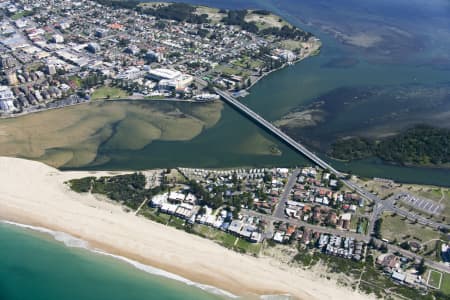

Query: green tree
[373,218,383,239]
[417,258,426,275]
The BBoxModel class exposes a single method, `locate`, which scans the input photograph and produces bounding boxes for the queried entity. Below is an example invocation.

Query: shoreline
[0,157,372,300]
[0,97,216,120]
[0,220,238,299]
[245,45,321,93]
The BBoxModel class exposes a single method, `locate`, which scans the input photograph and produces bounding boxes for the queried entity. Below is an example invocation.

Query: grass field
[91,86,129,100]
[11,10,33,20]
[441,272,450,295]
[215,65,251,78]
[427,269,443,289]
[167,216,186,230]
[232,56,263,70]
[381,212,442,244]
[164,169,186,184]
[280,39,304,51]
[245,12,289,30]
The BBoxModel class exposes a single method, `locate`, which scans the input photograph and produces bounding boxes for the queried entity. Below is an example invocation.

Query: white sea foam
[93,249,238,299]
[1,220,237,299]
[260,295,292,300]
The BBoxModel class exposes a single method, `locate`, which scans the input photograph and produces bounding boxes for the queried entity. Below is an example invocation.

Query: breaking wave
[1,220,236,299]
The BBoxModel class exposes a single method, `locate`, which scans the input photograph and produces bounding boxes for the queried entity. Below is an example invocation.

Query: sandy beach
[0,157,372,300]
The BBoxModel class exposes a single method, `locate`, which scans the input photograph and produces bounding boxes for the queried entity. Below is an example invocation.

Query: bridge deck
[215,88,341,176]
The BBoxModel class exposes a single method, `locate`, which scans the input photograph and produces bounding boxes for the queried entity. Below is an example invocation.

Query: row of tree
[140,3,209,24]
[329,125,450,166]
[260,25,312,40]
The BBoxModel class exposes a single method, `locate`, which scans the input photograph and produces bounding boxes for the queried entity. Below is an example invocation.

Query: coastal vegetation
[69,173,155,209]
[68,176,95,193]
[65,166,450,299]
[330,125,450,167]
[68,171,262,255]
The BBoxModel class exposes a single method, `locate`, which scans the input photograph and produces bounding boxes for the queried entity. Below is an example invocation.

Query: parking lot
[397,193,443,214]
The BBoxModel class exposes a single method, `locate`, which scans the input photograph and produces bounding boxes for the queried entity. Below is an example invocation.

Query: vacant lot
[381,212,441,244]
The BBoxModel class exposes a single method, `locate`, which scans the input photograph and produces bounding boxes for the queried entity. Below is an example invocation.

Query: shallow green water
[0,223,228,300]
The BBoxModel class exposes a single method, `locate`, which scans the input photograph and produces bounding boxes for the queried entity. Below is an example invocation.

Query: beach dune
[0,157,371,300]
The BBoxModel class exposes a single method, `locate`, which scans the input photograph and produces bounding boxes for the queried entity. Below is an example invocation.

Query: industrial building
[158,74,193,91]
[147,68,182,81]
[147,68,193,91]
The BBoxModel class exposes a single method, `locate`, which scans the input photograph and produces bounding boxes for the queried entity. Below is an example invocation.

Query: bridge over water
[214,88,342,176]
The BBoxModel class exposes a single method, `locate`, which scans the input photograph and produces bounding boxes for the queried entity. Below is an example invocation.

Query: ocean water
[0,222,234,300]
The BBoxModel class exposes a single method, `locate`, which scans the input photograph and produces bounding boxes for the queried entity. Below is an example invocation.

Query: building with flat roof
[148,68,181,81]
[158,74,193,91]
[52,34,64,43]
[0,86,16,112]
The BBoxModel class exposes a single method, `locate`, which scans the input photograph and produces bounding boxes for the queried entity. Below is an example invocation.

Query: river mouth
[0,100,224,169]
[2,0,450,186]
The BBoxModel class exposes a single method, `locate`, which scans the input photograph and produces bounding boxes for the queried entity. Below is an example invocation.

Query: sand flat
[0,157,372,300]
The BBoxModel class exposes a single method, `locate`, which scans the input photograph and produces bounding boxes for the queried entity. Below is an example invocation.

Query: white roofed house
[175,203,195,219]
[167,191,185,204]
[0,86,16,112]
[184,193,197,205]
[150,193,168,208]
[273,231,285,243]
[228,220,243,236]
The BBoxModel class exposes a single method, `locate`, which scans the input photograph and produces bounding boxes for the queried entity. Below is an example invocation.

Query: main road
[213,89,450,274]
[215,88,342,176]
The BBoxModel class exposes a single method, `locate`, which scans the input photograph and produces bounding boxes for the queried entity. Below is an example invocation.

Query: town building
[0,85,16,112]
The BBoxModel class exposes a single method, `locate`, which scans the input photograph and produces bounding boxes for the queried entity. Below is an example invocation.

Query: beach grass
[235,239,261,256]
[191,224,237,249]
[168,216,186,230]
[139,207,171,225]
